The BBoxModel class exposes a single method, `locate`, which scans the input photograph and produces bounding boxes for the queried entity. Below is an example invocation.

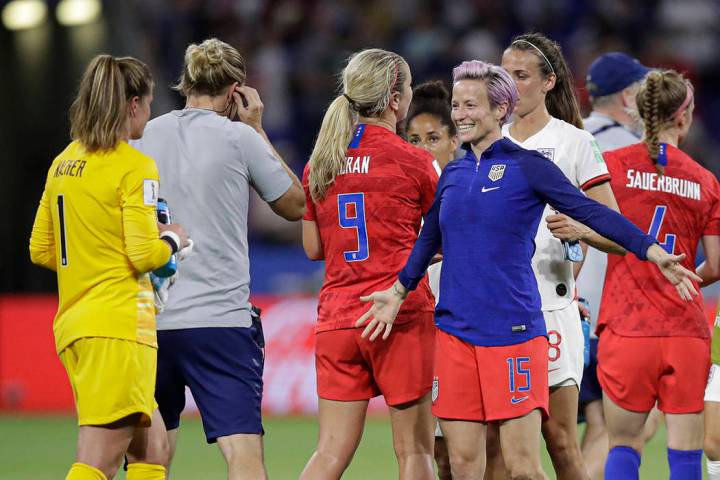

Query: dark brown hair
[405,80,457,137]
[509,33,583,129]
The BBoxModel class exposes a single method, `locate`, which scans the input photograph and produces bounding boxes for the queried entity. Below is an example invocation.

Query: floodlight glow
[56,0,102,27]
[1,0,48,31]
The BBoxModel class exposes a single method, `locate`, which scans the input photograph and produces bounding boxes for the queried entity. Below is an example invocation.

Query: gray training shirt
[132,108,293,330]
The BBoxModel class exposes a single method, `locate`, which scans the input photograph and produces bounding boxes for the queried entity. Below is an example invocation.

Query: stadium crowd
[10,1,720,479]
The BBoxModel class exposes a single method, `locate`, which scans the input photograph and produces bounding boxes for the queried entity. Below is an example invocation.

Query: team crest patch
[537,148,555,161]
[143,179,159,206]
[432,376,439,403]
[488,164,506,182]
[590,140,605,164]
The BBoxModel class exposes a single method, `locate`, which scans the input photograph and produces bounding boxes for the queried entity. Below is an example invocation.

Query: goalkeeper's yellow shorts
[59,337,157,427]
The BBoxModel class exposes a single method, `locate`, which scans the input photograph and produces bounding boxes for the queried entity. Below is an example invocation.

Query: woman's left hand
[355,282,407,341]
[647,244,703,301]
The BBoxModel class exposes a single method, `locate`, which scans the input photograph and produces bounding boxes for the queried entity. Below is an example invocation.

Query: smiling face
[407,113,458,169]
[501,48,555,118]
[451,79,503,146]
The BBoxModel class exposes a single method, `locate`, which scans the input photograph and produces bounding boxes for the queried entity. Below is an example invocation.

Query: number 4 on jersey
[648,205,676,254]
[338,193,369,262]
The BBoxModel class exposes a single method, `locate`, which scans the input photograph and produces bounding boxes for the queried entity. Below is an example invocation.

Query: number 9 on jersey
[338,193,369,262]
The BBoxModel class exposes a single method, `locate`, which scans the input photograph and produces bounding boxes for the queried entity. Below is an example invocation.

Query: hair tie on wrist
[160,231,180,254]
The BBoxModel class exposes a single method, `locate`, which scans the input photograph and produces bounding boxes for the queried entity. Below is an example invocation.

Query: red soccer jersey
[303,124,439,332]
[598,143,720,338]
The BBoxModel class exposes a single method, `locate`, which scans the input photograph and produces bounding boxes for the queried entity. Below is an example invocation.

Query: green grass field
[0,414,706,479]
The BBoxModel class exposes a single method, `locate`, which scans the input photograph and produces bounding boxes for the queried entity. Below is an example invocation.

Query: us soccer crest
[488,164,506,182]
[537,148,555,161]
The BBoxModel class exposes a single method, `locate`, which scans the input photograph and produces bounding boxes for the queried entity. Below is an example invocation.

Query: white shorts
[705,364,720,402]
[544,301,584,388]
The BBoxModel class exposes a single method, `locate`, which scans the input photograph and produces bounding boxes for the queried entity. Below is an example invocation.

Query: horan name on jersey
[625,169,701,201]
[338,155,370,176]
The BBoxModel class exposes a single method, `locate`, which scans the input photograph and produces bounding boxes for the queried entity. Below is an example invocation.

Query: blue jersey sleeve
[519,153,656,260]
[398,169,445,290]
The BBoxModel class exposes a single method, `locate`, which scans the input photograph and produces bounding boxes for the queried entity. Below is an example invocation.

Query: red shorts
[431,330,549,422]
[315,313,434,406]
[597,329,710,414]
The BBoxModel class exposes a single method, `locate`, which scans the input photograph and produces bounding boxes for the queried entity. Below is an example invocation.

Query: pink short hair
[453,60,518,124]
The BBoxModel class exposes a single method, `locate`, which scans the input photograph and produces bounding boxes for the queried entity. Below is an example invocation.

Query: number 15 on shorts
[507,357,531,399]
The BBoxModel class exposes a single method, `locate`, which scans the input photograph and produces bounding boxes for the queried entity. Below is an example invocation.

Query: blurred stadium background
[1,0,719,477]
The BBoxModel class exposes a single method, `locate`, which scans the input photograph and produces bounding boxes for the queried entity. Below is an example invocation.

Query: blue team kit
[399,138,655,347]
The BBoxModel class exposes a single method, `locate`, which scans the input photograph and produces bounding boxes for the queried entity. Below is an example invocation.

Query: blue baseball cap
[586,52,651,97]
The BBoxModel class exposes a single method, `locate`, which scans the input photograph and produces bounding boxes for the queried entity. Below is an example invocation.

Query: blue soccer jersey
[399,138,655,347]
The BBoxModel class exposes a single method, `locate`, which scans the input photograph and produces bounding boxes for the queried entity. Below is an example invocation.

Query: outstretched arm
[523,155,700,300]
[546,182,627,255]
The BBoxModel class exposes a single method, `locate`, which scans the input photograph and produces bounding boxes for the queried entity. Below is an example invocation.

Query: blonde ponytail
[642,72,662,174]
[308,95,356,201]
[308,49,407,201]
[637,69,689,176]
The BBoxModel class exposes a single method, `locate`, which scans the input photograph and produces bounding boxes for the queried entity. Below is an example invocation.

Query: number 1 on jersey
[648,205,676,254]
[57,195,69,266]
[338,193,369,262]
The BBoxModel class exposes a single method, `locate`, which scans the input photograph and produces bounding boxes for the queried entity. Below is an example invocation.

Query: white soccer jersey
[503,117,610,311]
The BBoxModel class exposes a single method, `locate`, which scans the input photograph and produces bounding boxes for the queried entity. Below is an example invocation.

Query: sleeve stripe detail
[581,174,612,191]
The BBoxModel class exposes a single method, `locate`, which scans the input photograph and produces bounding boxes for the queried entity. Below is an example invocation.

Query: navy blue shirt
[399,138,656,346]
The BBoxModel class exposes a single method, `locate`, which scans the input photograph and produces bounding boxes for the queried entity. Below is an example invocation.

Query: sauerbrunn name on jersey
[625,169,701,201]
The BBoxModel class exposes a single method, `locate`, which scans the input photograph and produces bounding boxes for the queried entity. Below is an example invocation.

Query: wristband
[160,231,180,254]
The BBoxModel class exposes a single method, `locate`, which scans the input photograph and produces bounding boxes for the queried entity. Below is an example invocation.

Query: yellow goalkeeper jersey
[30,141,171,353]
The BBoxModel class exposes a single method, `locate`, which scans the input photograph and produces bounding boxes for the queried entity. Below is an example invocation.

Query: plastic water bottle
[563,240,584,262]
[154,198,178,278]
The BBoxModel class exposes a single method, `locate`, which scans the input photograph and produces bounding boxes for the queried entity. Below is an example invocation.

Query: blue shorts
[579,337,602,409]
[155,321,265,443]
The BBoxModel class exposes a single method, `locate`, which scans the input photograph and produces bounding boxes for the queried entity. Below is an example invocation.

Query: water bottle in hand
[154,198,178,278]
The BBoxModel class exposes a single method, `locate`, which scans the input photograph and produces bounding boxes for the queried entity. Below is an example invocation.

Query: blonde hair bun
[176,38,246,97]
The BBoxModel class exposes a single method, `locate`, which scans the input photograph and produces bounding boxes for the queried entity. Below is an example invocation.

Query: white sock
[708,459,720,480]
